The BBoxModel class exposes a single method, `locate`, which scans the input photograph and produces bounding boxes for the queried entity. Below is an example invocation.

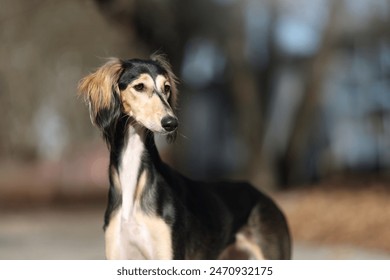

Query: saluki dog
[78,54,291,260]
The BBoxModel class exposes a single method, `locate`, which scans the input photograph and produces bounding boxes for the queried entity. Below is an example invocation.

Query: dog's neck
[118,125,144,220]
[109,121,161,221]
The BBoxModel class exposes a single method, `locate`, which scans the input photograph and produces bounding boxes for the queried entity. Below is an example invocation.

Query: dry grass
[275,178,390,252]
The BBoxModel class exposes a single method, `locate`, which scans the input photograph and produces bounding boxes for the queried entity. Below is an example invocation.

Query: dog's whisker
[178,132,189,140]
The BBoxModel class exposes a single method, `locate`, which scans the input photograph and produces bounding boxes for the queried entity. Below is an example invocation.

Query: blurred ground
[0,204,105,260]
[0,177,389,260]
[276,177,390,254]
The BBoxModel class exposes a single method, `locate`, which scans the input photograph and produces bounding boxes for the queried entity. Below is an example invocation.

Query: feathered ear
[151,53,179,110]
[78,58,123,131]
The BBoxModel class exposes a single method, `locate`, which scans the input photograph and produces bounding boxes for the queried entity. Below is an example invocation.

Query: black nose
[161,116,178,132]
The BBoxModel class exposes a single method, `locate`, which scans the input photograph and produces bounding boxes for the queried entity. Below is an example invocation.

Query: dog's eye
[134,83,144,91]
[164,84,171,94]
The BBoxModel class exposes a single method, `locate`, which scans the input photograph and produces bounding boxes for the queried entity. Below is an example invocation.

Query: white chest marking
[119,128,144,221]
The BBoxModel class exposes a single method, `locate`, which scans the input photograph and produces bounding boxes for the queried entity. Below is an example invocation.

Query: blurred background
[0,0,389,259]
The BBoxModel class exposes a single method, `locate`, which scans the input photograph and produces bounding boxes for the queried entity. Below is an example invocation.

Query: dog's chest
[105,205,173,259]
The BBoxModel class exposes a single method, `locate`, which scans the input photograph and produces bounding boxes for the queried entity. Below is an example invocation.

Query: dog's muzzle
[161,116,178,132]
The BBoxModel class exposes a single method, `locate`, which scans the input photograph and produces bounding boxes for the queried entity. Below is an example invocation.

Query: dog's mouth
[164,129,178,143]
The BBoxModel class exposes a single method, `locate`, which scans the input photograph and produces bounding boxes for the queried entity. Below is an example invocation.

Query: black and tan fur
[78,54,291,260]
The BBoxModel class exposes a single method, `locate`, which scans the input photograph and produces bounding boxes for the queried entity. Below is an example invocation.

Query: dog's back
[158,164,291,259]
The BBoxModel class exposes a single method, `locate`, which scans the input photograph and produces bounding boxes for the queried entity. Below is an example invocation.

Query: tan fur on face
[77,55,179,130]
[77,58,123,123]
[120,73,175,132]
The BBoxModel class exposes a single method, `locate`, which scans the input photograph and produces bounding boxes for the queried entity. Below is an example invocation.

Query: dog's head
[78,54,179,140]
